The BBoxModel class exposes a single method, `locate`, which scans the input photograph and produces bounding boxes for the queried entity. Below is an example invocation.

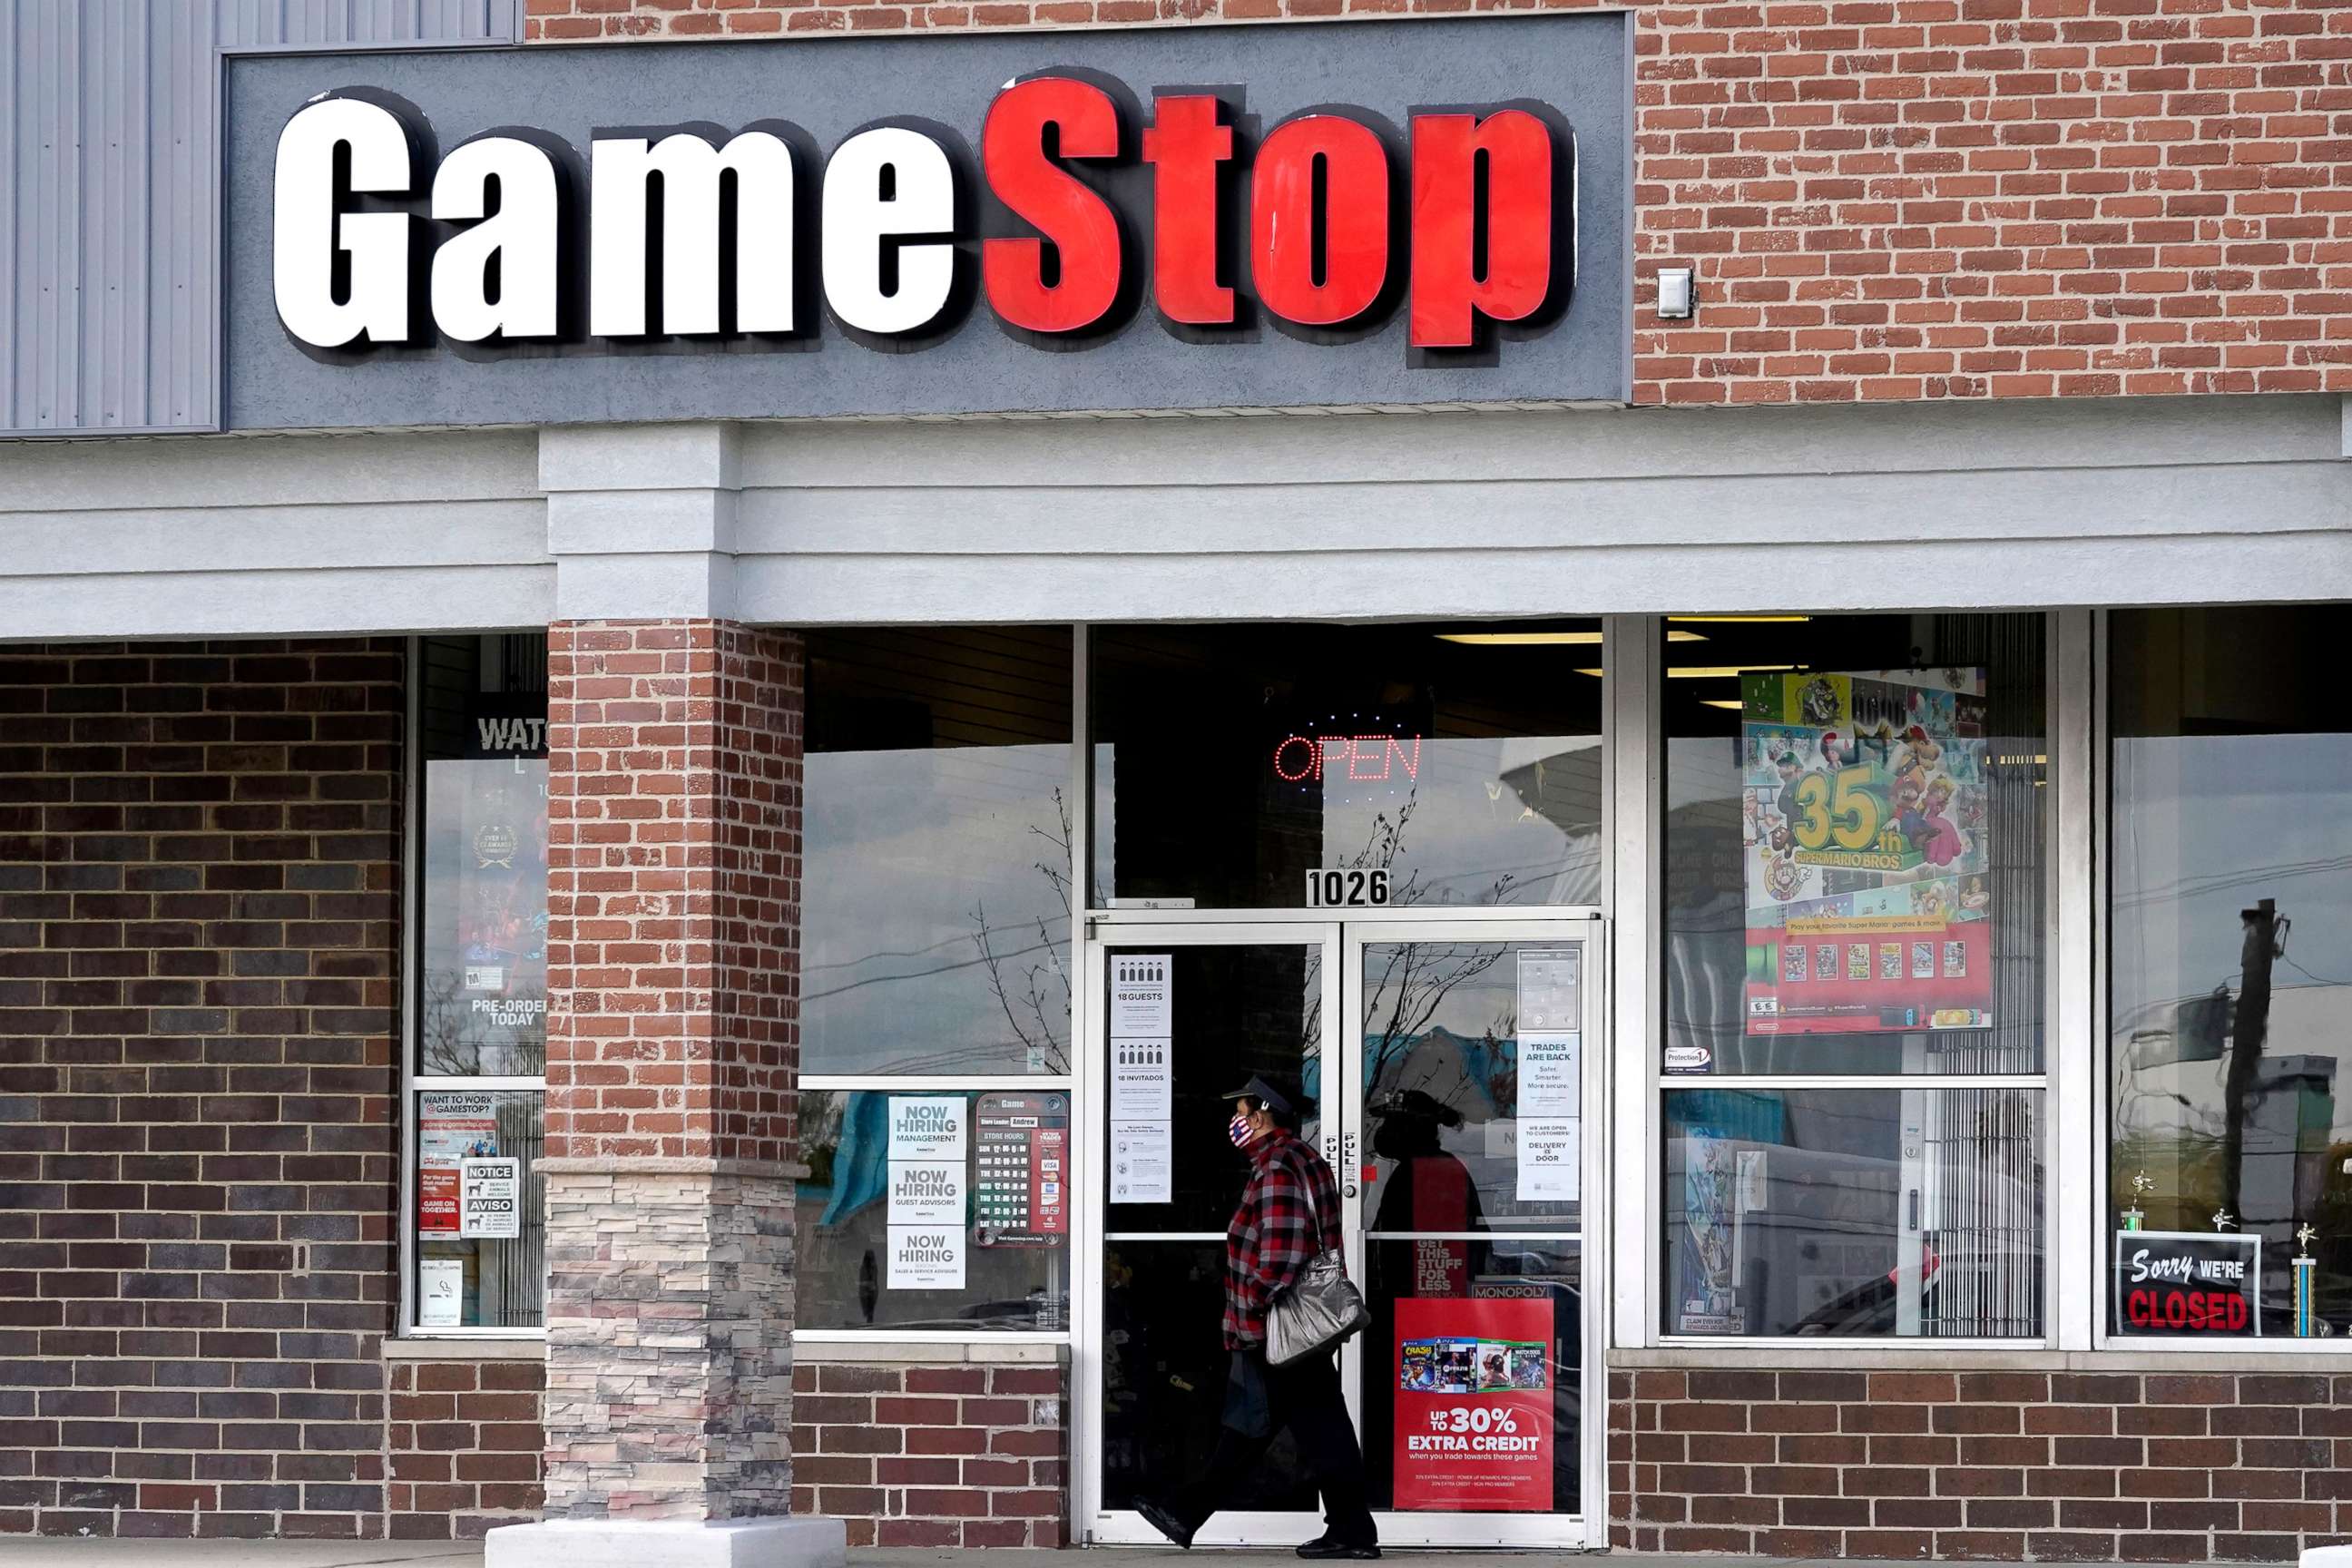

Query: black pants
[1171,1347,1378,1547]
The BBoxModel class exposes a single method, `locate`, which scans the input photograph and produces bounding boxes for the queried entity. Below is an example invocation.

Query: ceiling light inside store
[1665,664,1797,679]
[1698,699,1744,710]
[1436,630,1706,645]
[1667,615,1813,623]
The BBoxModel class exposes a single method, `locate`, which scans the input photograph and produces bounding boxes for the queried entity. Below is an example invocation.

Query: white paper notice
[1109,1122,1173,1204]
[417,1257,464,1327]
[1110,954,1172,1038]
[1110,1035,1171,1122]
[1736,1148,1769,1213]
[458,1157,521,1239]
[887,1094,968,1161]
[1520,1032,1581,1120]
[887,1224,965,1290]
[887,1160,965,1226]
[1518,1121,1581,1201]
[1110,953,1175,1203]
[1516,947,1582,1033]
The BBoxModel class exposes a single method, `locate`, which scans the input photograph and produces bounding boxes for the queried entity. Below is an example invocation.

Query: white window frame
[792,623,1089,1345]
[2088,604,2349,1354]
[1621,611,2076,1351]
[397,632,550,1341]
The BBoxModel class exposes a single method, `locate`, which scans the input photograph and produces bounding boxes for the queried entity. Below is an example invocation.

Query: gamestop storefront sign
[222,18,1629,427]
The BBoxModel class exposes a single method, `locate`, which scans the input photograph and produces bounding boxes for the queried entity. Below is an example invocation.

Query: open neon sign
[1272,734,1424,785]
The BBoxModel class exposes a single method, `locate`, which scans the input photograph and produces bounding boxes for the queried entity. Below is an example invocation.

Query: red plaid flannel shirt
[1222,1127,1342,1348]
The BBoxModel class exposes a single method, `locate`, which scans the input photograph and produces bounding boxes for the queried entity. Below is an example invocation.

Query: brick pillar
[489,620,841,1568]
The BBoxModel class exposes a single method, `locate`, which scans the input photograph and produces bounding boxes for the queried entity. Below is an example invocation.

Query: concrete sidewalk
[0,1544,2166,1568]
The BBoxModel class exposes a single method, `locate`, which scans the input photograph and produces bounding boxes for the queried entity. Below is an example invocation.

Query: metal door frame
[1340,916,1607,1551]
[1076,919,1349,1548]
[1075,909,1607,1551]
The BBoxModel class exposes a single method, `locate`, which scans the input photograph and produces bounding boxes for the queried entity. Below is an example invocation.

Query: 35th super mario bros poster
[1740,670,1993,1038]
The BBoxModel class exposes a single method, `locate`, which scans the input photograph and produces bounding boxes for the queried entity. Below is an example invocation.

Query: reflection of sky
[1099,734,1602,907]
[803,744,1072,1075]
[2114,734,2352,1142]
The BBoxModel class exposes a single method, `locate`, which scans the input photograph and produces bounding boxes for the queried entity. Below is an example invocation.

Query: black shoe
[1137,1496,1195,1549]
[1297,1538,1380,1560]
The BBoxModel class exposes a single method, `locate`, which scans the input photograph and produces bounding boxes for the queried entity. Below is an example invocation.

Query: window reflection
[2110,606,2352,1338]
[1663,1088,2043,1338]
[795,1089,1070,1332]
[1661,614,2045,1076]
[1092,623,1603,910]
[419,755,548,1078]
[802,629,1074,1075]
[1360,941,1583,1234]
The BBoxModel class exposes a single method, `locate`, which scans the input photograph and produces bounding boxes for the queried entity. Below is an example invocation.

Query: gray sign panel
[223,18,1630,429]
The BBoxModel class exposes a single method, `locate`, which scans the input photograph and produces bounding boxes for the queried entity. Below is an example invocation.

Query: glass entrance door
[1077,916,1602,1550]
[1084,924,1348,1548]
[1345,919,1601,1548]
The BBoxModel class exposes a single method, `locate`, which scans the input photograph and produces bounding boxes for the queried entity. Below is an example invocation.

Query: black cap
[1220,1074,1297,1120]
[1372,1088,1463,1129]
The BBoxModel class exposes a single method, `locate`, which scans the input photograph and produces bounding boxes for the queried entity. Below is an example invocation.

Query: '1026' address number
[1305,868,1390,907]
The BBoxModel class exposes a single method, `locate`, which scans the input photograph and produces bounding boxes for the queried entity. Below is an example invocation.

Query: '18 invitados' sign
[273,78,1570,358]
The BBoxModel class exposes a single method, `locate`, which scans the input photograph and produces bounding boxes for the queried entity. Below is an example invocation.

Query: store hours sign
[221,17,1631,428]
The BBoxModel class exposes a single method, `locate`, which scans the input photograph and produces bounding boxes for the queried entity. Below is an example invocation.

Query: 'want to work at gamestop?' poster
[1740,670,1993,1037]
[1393,1298,1553,1513]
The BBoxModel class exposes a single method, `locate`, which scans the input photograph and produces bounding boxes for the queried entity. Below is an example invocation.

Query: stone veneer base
[486,1518,847,1568]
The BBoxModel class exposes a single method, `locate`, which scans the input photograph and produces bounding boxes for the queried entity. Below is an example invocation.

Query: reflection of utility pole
[2223,898,2278,1223]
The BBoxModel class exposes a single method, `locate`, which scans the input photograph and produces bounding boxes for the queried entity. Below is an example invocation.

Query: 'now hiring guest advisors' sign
[220,17,1630,429]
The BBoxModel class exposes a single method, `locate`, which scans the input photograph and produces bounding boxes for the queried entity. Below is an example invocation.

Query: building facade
[3,0,2350,1562]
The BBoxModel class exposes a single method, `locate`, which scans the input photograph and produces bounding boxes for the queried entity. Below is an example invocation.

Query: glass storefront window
[414,1089,546,1328]
[1663,1087,2044,1338]
[803,628,1074,1075]
[796,1088,1071,1331]
[1360,939,1582,1235]
[1090,622,1604,911]
[2109,606,2352,1339]
[410,633,549,1331]
[1662,613,2047,1076]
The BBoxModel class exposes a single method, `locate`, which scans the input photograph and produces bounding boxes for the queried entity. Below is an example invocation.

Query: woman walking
[1139,1075,1380,1561]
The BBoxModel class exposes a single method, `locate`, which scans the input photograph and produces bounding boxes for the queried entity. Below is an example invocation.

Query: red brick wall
[788,1357,1068,1547]
[521,0,2352,407]
[387,1358,546,1539]
[0,641,403,1539]
[542,620,805,1166]
[1611,1367,2352,1562]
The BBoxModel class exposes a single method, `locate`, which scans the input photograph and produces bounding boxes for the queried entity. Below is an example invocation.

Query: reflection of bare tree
[1301,788,1517,1098]
[418,968,546,1076]
[1361,941,1507,1094]
[971,788,1076,1075]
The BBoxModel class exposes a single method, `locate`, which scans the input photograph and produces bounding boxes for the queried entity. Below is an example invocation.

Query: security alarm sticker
[458,1157,520,1240]
[887,1225,966,1290]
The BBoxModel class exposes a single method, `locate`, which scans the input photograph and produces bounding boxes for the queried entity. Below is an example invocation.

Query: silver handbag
[1267,1245,1372,1366]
